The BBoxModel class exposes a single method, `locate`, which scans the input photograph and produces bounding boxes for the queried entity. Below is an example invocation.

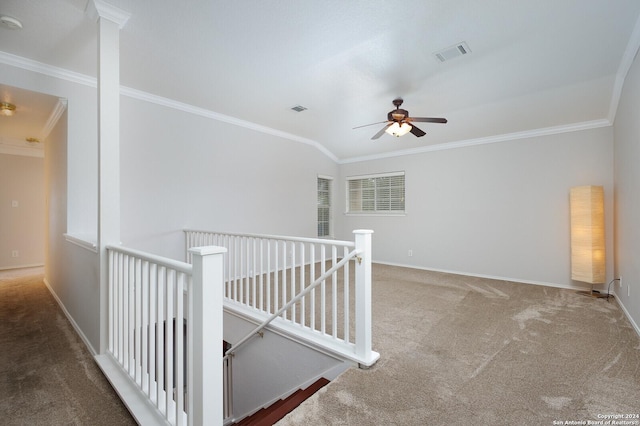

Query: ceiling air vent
[433,42,471,62]
[291,105,307,112]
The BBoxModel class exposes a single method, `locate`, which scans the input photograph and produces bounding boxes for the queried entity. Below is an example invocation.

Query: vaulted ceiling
[1,0,640,161]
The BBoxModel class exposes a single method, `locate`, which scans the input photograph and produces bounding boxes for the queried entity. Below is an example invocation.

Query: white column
[86,0,130,354]
[353,229,379,367]
[189,246,227,426]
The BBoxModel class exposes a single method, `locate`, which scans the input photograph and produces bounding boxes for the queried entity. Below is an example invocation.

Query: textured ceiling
[1,0,640,161]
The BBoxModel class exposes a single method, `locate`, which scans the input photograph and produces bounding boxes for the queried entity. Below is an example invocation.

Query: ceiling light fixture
[0,15,23,30]
[385,122,412,137]
[0,102,16,116]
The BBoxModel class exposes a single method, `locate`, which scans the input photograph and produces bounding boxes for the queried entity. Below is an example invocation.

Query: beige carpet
[278,264,640,425]
[0,268,135,426]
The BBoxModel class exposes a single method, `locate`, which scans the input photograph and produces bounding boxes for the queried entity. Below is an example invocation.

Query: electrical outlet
[11,200,18,208]
[408,249,413,257]
[11,250,19,258]
[620,276,623,287]
[628,282,631,297]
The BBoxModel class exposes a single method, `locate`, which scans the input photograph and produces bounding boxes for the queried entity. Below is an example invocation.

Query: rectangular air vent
[433,42,471,62]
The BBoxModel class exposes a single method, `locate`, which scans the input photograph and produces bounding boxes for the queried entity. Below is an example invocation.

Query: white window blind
[347,172,405,214]
[317,177,332,237]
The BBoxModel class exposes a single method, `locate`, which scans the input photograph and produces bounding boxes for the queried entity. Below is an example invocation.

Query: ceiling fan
[354,98,447,139]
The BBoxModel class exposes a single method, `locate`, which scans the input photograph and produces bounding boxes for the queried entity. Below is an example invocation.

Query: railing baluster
[124,256,133,375]
[141,261,149,392]
[299,242,305,328]
[108,250,114,353]
[165,269,174,420]
[242,237,246,305]
[320,244,326,335]
[252,237,257,309]
[266,239,271,314]
[157,266,165,412]
[343,246,350,343]
[134,258,142,385]
[274,240,279,314]
[291,242,296,323]
[149,262,157,404]
[282,240,287,320]
[175,271,185,426]
[310,243,316,332]
[332,245,338,339]
[259,239,264,312]
[233,236,239,302]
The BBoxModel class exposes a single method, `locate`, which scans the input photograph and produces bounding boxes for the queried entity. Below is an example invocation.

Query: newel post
[189,246,227,426]
[354,229,378,367]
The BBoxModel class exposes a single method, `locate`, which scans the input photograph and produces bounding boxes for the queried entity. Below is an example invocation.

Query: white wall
[45,108,102,353]
[0,154,45,269]
[337,127,614,289]
[119,96,339,261]
[613,47,640,332]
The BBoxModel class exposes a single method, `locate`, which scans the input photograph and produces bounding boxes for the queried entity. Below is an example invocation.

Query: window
[347,172,405,214]
[317,176,332,237]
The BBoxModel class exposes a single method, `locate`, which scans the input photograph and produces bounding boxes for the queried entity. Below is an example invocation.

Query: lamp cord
[606,278,621,300]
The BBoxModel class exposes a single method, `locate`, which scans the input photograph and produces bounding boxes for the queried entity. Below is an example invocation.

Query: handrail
[184,229,356,248]
[225,248,362,357]
[106,244,193,274]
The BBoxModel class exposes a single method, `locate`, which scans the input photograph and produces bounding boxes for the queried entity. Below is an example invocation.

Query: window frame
[345,171,406,216]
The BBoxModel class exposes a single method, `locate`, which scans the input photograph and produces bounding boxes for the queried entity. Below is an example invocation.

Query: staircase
[234,377,330,426]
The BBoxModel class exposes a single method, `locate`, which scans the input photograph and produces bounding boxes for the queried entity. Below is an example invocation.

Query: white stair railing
[184,230,379,367]
[104,245,226,426]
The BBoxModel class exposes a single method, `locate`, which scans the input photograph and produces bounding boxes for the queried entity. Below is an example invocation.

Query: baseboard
[0,263,44,271]
[43,277,98,356]
[612,289,640,338]
[374,261,586,291]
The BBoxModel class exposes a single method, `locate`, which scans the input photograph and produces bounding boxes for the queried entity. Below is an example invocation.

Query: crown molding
[338,119,612,164]
[608,12,640,123]
[0,137,44,158]
[40,98,68,141]
[0,51,96,87]
[119,86,340,162]
[85,0,131,28]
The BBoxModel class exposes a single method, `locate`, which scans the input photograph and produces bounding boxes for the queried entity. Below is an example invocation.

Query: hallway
[0,267,135,425]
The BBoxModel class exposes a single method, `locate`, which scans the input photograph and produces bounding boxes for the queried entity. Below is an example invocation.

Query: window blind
[317,177,331,237]
[347,172,405,214]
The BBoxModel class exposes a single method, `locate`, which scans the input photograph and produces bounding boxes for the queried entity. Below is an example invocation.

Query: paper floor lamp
[570,186,606,297]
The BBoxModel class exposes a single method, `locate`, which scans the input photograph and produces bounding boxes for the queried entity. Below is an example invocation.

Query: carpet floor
[0,268,135,426]
[278,264,640,426]
[2,265,639,426]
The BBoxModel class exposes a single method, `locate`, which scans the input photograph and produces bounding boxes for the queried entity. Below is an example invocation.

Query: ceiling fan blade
[372,123,393,139]
[410,125,426,137]
[353,120,390,129]
[408,117,448,124]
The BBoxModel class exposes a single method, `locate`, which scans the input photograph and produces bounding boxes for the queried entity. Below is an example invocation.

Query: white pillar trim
[85,0,131,28]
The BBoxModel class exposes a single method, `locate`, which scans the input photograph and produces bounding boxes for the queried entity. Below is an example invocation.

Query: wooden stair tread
[235,377,330,426]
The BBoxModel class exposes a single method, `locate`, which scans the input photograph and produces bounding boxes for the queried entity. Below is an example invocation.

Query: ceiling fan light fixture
[385,122,412,137]
[0,102,16,116]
